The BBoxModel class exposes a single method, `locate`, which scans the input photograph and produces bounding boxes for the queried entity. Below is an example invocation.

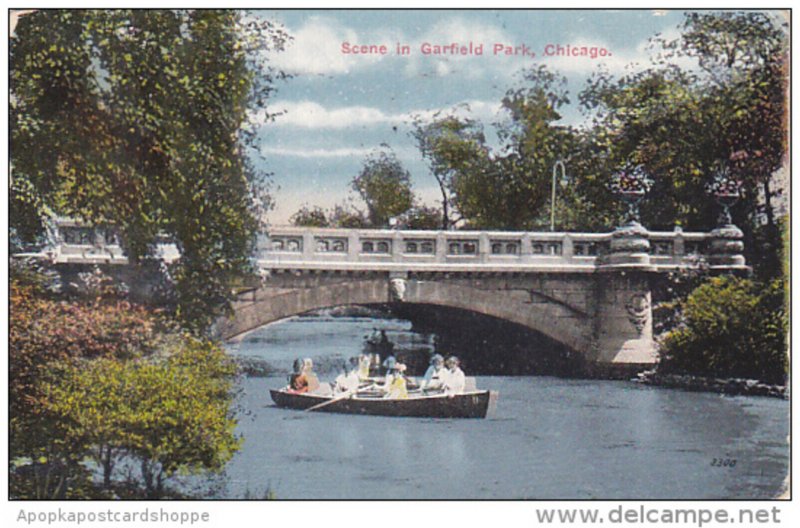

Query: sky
[244,9,730,225]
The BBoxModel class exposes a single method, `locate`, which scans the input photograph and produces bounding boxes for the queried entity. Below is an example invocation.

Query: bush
[659,276,787,384]
[10,268,240,499]
[39,339,240,499]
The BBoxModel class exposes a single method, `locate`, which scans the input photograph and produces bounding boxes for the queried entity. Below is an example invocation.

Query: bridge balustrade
[22,222,725,272]
[255,227,715,272]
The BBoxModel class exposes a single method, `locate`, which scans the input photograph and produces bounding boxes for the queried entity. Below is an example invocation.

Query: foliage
[290,205,330,227]
[412,110,488,229]
[400,206,444,230]
[328,203,370,228]
[659,276,787,384]
[11,10,290,333]
[351,147,415,227]
[407,12,787,246]
[9,274,167,498]
[10,281,164,423]
[38,339,240,499]
[10,268,241,499]
[289,202,369,228]
[8,257,64,298]
[413,67,577,230]
[579,11,788,277]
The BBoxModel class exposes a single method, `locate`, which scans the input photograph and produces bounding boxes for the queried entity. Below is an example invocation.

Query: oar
[305,388,358,412]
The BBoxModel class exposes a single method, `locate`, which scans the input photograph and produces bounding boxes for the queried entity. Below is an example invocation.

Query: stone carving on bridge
[389,278,407,302]
[625,293,650,335]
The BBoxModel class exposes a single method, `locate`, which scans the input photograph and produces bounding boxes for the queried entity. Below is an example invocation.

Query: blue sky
[247,9,705,224]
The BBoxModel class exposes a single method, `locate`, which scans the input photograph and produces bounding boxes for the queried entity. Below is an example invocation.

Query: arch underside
[218,278,592,354]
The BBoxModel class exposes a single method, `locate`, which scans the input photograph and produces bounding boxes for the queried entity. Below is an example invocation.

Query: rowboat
[270,388,499,419]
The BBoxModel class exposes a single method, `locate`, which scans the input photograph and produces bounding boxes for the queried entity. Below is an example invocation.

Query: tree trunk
[141,460,154,498]
[102,445,114,489]
[436,175,449,230]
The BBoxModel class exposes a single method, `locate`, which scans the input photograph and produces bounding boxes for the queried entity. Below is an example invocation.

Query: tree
[10,10,290,332]
[10,265,241,499]
[9,275,165,498]
[290,205,330,227]
[351,148,415,227]
[289,202,369,228]
[328,203,369,228]
[412,111,487,229]
[401,206,443,230]
[579,12,788,277]
[413,67,577,230]
[39,339,240,499]
[659,276,787,385]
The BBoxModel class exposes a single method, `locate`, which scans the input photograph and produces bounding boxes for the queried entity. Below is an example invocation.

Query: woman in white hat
[384,363,409,399]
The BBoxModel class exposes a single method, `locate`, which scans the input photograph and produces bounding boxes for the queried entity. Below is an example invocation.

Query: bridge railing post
[347,231,360,260]
[520,233,532,261]
[673,231,685,257]
[302,231,315,261]
[392,230,404,262]
[562,234,574,260]
[478,232,491,264]
[435,232,447,261]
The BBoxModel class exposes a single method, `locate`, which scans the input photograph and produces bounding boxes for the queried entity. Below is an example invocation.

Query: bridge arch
[216,277,593,354]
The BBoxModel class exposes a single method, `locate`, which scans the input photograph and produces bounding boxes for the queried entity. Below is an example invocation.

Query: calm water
[220,313,789,500]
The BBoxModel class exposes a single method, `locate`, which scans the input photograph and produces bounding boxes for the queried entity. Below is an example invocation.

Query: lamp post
[551,160,566,232]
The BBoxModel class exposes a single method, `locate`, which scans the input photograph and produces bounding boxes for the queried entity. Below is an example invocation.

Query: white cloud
[269,101,399,129]
[266,16,400,75]
[410,99,503,124]
[256,99,503,131]
[261,143,419,160]
[261,145,376,158]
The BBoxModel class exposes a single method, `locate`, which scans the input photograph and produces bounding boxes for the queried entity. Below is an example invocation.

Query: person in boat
[369,352,381,376]
[442,356,466,395]
[366,327,381,346]
[382,354,397,379]
[303,357,321,393]
[384,363,409,399]
[357,354,372,381]
[378,330,394,356]
[288,357,310,394]
[333,357,361,395]
[420,354,446,392]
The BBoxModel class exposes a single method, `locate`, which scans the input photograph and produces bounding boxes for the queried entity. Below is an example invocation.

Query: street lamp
[550,160,567,232]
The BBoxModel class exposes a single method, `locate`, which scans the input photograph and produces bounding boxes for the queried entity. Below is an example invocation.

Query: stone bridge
[219,223,747,376]
[28,220,747,376]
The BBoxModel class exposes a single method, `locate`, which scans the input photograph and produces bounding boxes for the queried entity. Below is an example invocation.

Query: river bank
[635,370,788,399]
